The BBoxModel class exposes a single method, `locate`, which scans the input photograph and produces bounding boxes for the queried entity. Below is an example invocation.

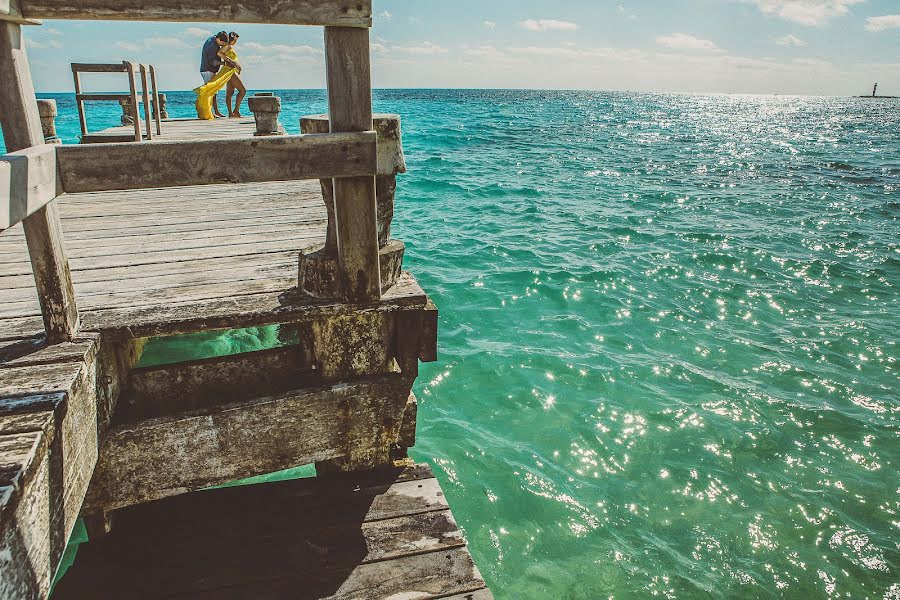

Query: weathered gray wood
[420,297,439,362]
[73,92,131,102]
[325,26,380,303]
[0,338,99,599]
[302,113,406,176]
[0,333,97,368]
[122,345,316,421]
[82,374,415,513]
[0,0,40,23]
[123,61,141,142]
[71,68,87,138]
[53,464,490,599]
[398,392,417,450]
[70,62,128,73]
[0,424,52,598]
[138,64,153,141]
[0,144,59,231]
[20,0,372,26]
[149,64,161,135]
[0,21,79,343]
[57,132,377,193]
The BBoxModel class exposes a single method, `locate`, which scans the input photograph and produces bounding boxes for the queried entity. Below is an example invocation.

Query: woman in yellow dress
[194,32,242,120]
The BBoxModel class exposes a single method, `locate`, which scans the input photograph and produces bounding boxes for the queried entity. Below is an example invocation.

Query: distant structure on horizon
[856,82,897,99]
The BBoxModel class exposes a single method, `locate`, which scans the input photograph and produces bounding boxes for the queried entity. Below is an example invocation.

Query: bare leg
[225,81,235,117]
[230,74,247,117]
[212,92,225,117]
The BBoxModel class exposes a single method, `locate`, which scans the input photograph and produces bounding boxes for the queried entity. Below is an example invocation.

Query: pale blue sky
[24,0,900,95]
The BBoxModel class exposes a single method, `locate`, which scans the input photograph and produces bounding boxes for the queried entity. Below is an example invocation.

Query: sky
[23,0,900,95]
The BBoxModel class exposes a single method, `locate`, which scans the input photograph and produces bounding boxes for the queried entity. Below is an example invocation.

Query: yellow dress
[193,48,238,120]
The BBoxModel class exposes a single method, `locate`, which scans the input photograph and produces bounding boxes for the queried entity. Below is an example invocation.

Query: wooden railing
[0,0,381,353]
[71,61,162,142]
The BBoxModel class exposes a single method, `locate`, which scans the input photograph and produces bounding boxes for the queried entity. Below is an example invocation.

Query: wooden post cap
[36,98,57,117]
[248,94,282,136]
[301,113,406,176]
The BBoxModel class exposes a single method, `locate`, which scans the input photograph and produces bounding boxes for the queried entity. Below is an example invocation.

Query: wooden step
[52,464,492,599]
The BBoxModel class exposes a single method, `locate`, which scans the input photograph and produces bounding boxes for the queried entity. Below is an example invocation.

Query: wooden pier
[0,2,491,598]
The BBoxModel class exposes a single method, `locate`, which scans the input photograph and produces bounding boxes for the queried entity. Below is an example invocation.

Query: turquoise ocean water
[4,90,898,598]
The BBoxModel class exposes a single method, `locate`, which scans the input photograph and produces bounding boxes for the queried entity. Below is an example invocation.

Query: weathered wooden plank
[57,131,377,193]
[0,274,299,318]
[325,26,380,303]
[0,223,318,263]
[72,92,131,102]
[421,297,439,362]
[0,336,99,599]
[121,344,316,422]
[78,271,427,341]
[1,249,300,291]
[53,464,489,599]
[21,0,372,26]
[0,21,78,342]
[0,426,52,598]
[0,315,43,341]
[138,64,153,141]
[0,234,320,278]
[0,144,59,231]
[0,333,97,368]
[82,374,415,513]
[70,62,127,73]
[440,590,495,600]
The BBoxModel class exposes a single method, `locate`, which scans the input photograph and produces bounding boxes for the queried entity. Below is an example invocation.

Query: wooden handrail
[56,132,377,192]
[18,0,371,26]
[0,144,60,231]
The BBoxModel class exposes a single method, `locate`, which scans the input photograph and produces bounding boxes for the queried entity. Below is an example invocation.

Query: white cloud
[243,42,322,56]
[776,34,806,46]
[483,20,497,30]
[656,33,720,51]
[744,0,864,26]
[44,27,62,35]
[114,41,141,52]
[146,36,190,48]
[391,41,448,55]
[520,19,580,32]
[378,10,392,21]
[865,15,900,32]
[25,38,45,49]
[182,27,211,39]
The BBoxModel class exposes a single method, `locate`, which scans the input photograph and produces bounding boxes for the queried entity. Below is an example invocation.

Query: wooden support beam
[138,64,152,141]
[19,0,372,26]
[69,62,128,72]
[0,341,99,598]
[0,21,78,343]
[0,0,40,24]
[123,61,141,143]
[56,132,377,193]
[149,65,161,136]
[82,374,415,513]
[325,26,381,303]
[0,144,59,231]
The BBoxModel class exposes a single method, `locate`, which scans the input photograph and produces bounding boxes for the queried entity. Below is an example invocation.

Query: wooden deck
[0,178,328,341]
[1,115,484,598]
[84,116,263,144]
[51,464,491,600]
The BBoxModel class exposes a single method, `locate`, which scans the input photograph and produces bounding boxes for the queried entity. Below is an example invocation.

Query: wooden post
[139,64,153,141]
[71,66,88,138]
[324,26,381,303]
[0,22,79,342]
[36,98,61,144]
[124,61,141,142]
[149,64,161,136]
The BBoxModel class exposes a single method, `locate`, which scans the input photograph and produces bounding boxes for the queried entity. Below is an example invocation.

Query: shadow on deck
[51,464,491,600]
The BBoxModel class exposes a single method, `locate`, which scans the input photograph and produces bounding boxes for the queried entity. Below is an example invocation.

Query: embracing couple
[194,31,246,120]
